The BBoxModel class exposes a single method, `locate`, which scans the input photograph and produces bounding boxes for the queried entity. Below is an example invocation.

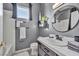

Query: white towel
[71,11,79,28]
[20,27,26,39]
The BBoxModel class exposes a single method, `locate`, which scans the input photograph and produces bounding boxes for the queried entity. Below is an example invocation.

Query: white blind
[20,27,26,39]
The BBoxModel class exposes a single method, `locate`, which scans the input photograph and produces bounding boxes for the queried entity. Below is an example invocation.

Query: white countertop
[37,37,79,56]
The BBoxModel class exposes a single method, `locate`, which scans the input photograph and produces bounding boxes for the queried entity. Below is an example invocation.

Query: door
[0,3,3,56]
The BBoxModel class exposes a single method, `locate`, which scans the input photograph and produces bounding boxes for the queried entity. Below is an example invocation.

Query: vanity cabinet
[38,42,58,56]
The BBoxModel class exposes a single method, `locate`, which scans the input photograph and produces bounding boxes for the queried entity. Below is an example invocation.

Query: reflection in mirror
[52,7,79,32]
[71,9,79,28]
[53,9,70,32]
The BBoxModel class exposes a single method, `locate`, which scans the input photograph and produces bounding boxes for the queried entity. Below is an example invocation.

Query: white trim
[53,3,64,9]
[14,48,30,55]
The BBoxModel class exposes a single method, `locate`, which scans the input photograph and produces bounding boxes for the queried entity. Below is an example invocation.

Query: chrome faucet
[56,35,62,41]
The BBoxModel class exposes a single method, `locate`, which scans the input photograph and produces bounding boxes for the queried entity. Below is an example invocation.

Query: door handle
[0,41,6,48]
[44,48,49,52]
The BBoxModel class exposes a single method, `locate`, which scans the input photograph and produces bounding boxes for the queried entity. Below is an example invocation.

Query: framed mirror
[52,7,79,32]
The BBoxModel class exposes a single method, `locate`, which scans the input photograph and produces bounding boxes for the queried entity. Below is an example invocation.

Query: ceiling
[3,3,54,11]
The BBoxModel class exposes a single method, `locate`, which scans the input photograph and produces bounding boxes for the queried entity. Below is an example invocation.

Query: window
[17,5,29,20]
[12,3,32,21]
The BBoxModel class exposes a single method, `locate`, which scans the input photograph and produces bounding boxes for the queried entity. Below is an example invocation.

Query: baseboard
[13,48,30,55]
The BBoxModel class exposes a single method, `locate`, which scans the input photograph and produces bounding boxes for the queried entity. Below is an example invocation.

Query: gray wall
[16,3,40,50]
[27,3,40,45]
[43,3,79,37]
[39,3,52,37]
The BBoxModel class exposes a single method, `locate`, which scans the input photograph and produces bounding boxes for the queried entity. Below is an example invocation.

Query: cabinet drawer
[39,43,57,56]
[39,47,49,56]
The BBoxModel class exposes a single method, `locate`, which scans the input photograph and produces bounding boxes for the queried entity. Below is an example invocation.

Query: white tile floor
[13,47,38,56]
[13,51,29,56]
[14,51,29,56]
[13,49,29,56]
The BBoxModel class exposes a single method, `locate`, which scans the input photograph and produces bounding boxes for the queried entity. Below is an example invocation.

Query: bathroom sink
[48,38,67,47]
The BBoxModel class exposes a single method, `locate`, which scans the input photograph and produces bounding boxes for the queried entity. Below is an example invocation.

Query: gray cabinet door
[38,43,58,56]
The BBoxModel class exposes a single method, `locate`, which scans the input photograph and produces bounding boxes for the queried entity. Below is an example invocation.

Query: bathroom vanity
[37,36,79,56]
[38,42,58,56]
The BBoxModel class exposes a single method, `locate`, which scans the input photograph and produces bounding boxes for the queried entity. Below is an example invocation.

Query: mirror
[52,7,79,32]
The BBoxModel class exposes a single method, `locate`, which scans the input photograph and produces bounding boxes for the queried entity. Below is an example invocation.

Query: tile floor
[13,49,30,56]
[13,51,29,56]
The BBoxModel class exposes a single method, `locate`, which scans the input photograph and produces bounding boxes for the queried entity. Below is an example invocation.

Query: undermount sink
[48,38,67,47]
